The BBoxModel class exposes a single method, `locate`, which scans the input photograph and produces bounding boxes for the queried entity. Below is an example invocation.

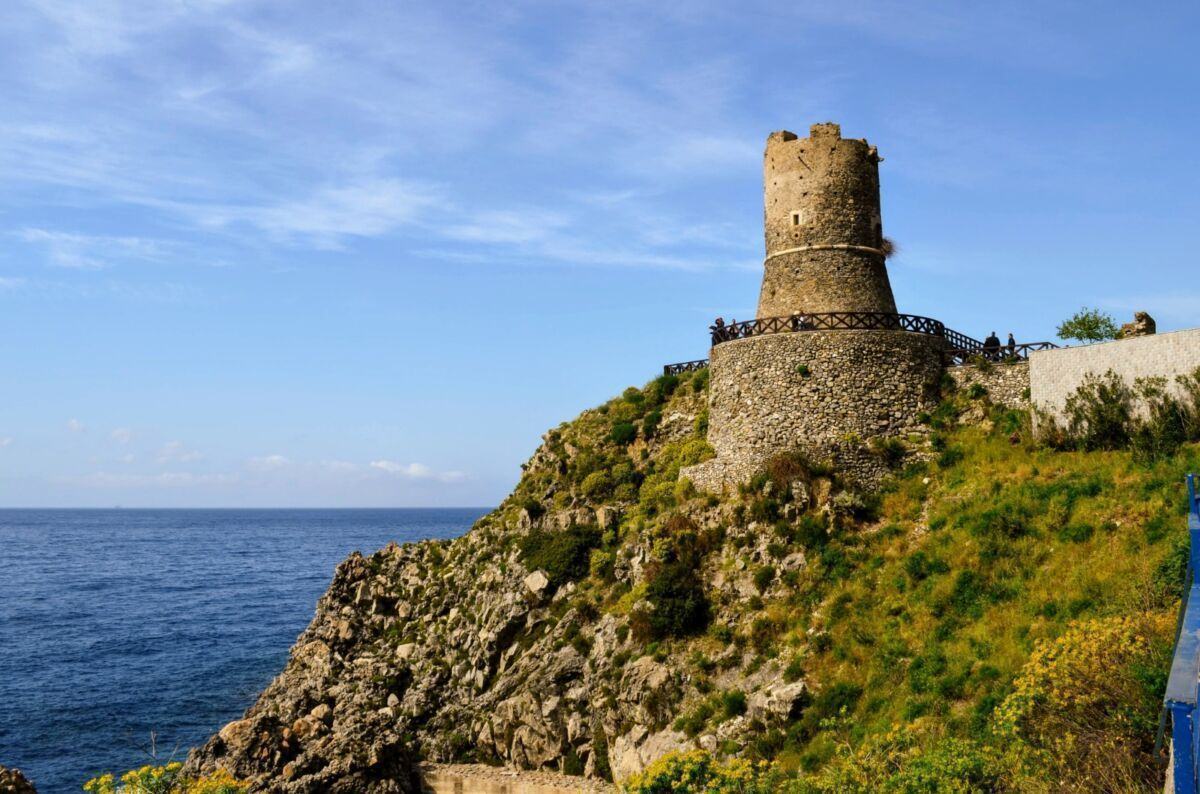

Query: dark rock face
[0,765,37,794]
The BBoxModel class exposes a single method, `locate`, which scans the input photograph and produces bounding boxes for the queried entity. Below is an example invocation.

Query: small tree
[1056,307,1119,343]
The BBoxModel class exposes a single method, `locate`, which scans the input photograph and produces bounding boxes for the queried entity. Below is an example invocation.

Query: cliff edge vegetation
[183,368,1189,792]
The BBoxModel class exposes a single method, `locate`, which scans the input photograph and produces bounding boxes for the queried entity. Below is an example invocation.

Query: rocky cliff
[185,368,1184,792]
[185,371,831,789]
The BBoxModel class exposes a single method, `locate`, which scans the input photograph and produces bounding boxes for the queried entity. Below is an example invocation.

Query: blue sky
[1,1,1197,507]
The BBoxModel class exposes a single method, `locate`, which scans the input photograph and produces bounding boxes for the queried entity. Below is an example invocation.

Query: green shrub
[1057,307,1119,343]
[613,482,639,502]
[519,525,601,586]
[795,513,830,550]
[721,689,747,718]
[623,750,787,794]
[904,550,948,582]
[609,422,637,446]
[869,436,907,468]
[1057,522,1094,543]
[642,409,663,438]
[1062,370,1133,450]
[648,374,680,405]
[85,765,247,794]
[994,612,1173,791]
[581,470,613,500]
[753,565,776,593]
[691,368,710,393]
[518,497,545,520]
[636,532,711,640]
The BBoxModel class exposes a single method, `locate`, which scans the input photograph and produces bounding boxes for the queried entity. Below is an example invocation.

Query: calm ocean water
[0,508,488,793]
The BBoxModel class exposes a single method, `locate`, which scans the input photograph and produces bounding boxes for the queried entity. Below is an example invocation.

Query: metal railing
[944,341,1060,366]
[944,326,985,351]
[663,359,709,376]
[710,311,946,346]
[662,311,1056,375]
[1165,473,1200,794]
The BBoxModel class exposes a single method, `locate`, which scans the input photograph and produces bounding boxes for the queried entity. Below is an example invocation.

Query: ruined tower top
[757,122,897,318]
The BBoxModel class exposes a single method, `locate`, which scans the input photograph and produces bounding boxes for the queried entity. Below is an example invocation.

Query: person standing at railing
[1006,333,1016,358]
[710,317,725,344]
[983,331,1002,361]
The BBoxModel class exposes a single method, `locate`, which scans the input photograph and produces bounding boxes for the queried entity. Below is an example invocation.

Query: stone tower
[758,123,896,317]
[683,123,944,491]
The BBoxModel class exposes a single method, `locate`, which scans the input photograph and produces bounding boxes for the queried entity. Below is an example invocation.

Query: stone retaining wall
[948,361,1030,409]
[683,329,943,491]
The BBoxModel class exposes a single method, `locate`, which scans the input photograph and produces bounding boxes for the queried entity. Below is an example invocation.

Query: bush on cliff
[622,750,787,794]
[84,764,246,794]
[519,524,601,587]
[993,612,1172,791]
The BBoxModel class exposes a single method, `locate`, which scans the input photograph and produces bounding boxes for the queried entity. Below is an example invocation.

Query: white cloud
[370,459,465,483]
[0,437,12,448]
[158,440,204,463]
[17,228,171,269]
[247,453,291,471]
[110,427,134,444]
[191,179,444,247]
[66,418,85,432]
[370,460,431,477]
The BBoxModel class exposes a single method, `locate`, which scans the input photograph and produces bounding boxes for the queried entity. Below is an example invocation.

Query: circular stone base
[683,329,944,491]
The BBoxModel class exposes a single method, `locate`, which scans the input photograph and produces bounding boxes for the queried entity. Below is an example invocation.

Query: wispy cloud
[191,179,446,247]
[246,454,292,471]
[0,437,13,448]
[18,228,171,269]
[66,418,85,433]
[158,440,203,464]
[110,427,134,444]
[370,459,467,483]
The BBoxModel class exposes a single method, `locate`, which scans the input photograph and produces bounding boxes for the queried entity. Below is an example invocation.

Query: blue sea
[0,508,488,793]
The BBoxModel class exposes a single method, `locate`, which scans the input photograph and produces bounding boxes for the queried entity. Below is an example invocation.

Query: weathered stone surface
[524,570,550,595]
[948,361,1029,409]
[1119,311,1156,338]
[0,765,36,794]
[759,123,894,317]
[748,681,808,723]
[685,329,942,492]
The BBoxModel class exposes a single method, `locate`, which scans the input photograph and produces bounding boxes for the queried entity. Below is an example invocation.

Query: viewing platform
[663,311,1056,375]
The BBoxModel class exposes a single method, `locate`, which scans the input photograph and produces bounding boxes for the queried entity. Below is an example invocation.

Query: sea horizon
[0,507,490,792]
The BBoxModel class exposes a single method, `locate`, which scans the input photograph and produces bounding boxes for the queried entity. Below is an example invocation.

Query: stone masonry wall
[683,330,944,492]
[757,124,896,318]
[1029,328,1200,427]
[948,362,1030,409]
